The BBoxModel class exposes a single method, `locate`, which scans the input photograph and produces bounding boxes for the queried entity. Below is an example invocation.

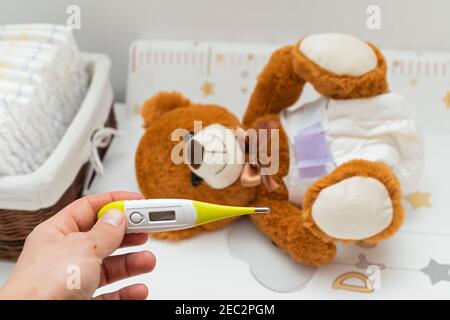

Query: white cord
[89,127,122,177]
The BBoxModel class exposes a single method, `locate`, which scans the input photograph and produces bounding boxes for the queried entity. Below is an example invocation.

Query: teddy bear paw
[310,176,394,241]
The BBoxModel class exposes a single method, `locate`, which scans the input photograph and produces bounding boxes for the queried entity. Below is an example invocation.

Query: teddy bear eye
[191,172,203,186]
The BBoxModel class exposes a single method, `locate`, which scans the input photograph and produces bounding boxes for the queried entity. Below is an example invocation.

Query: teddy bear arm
[250,198,336,266]
[243,46,305,127]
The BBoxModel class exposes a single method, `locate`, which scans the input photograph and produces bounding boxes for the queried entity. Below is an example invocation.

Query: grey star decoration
[421,259,450,285]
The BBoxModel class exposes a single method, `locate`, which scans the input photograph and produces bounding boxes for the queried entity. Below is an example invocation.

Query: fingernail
[101,208,124,226]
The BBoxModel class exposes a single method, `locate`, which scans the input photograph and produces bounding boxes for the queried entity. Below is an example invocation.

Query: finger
[94,283,148,300]
[100,251,156,286]
[87,208,127,259]
[120,233,149,248]
[44,191,144,234]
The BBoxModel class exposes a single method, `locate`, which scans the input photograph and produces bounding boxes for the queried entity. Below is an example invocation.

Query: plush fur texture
[243,46,305,127]
[244,117,338,266]
[241,35,404,265]
[250,198,337,266]
[302,160,404,244]
[140,91,191,127]
[135,35,406,266]
[242,40,387,126]
[292,39,388,99]
[136,92,256,240]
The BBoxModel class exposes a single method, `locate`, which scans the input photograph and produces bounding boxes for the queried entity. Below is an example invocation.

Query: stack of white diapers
[0,24,88,176]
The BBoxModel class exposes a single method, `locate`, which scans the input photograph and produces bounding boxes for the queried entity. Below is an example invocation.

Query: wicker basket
[0,107,116,260]
[0,53,115,260]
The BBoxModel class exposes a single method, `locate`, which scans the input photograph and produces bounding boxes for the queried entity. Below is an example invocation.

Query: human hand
[0,191,156,300]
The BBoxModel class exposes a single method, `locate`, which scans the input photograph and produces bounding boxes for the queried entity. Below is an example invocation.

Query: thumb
[88,208,127,259]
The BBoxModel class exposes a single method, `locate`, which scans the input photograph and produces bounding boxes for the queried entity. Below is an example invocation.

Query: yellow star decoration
[215,53,224,63]
[405,192,432,210]
[20,32,29,41]
[442,91,450,109]
[410,78,418,86]
[200,80,215,97]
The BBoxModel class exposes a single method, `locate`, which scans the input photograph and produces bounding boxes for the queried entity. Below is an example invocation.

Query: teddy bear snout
[185,124,244,190]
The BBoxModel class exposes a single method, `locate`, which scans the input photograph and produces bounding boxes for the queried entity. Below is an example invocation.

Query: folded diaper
[0,24,88,176]
[0,98,38,173]
[0,83,59,156]
[281,92,423,206]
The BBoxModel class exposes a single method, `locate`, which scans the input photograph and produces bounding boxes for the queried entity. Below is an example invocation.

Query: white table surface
[1,42,450,299]
[69,104,450,299]
[2,102,449,299]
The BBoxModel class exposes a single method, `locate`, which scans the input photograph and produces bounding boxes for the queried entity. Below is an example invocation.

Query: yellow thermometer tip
[192,201,270,226]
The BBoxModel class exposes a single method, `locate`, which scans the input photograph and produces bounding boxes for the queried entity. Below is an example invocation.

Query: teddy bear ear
[140,91,191,127]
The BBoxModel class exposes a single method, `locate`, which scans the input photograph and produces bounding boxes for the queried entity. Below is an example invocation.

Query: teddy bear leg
[243,46,305,127]
[251,199,336,266]
[302,159,404,244]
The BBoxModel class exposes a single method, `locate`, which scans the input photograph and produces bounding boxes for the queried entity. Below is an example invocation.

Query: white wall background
[1,0,449,101]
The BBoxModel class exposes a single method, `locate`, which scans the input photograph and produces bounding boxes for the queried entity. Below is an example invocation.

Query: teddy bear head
[135,92,257,238]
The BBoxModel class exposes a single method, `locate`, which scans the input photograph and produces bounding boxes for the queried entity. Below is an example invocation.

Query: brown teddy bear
[135,92,256,239]
[135,33,423,266]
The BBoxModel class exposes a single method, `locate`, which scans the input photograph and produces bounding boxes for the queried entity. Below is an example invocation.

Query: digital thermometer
[97,199,270,233]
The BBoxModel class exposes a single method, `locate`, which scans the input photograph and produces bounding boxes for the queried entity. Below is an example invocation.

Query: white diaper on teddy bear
[281,91,424,207]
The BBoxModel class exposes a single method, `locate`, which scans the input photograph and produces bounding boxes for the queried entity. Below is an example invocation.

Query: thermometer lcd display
[149,210,176,221]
